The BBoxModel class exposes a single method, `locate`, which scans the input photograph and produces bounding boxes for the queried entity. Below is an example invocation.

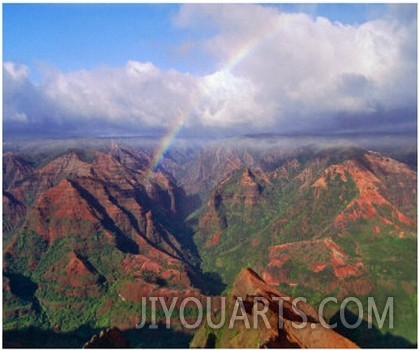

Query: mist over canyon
[3,134,417,347]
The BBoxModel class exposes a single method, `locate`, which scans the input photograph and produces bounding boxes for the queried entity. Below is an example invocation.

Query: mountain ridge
[3,137,417,347]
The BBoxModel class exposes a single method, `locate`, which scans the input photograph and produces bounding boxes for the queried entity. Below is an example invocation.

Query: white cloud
[4,61,200,134]
[196,70,273,128]
[3,62,29,82]
[176,4,416,129]
[3,4,417,137]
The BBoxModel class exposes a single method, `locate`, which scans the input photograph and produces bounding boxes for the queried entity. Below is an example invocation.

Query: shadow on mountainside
[4,272,38,301]
[330,308,416,348]
[3,323,193,348]
[69,180,140,255]
[188,270,227,296]
[3,325,101,348]
[123,323,193,348]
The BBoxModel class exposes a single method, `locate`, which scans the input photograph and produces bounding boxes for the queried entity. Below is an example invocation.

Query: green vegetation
[5,230,48,274]
[192,156,416,345]
[3,142,416,347]
[192,163,359,286]
[3,229,200,347]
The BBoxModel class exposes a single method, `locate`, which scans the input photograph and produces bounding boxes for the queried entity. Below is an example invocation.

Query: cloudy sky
[3,3,417,138]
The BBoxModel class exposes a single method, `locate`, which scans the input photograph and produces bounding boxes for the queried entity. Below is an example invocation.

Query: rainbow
[144,119,185,179]
[145,16,283,180]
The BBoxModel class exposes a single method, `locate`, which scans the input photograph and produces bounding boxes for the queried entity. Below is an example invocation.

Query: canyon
[3,136,417,347]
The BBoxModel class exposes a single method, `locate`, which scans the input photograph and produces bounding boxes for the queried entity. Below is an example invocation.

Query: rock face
[193,147,416,319]
[191,268,359,348]
[84,327,130,348]
[233,168,262,206]
[264,238,373,297]
[3,142,205,339]
[3,138,416,347]
[3,145,198,285]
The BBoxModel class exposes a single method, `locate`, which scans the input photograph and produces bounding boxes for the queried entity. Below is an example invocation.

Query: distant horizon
[3,129,418,141]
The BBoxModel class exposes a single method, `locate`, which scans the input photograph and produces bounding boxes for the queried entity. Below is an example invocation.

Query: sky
[3,3,418,138]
